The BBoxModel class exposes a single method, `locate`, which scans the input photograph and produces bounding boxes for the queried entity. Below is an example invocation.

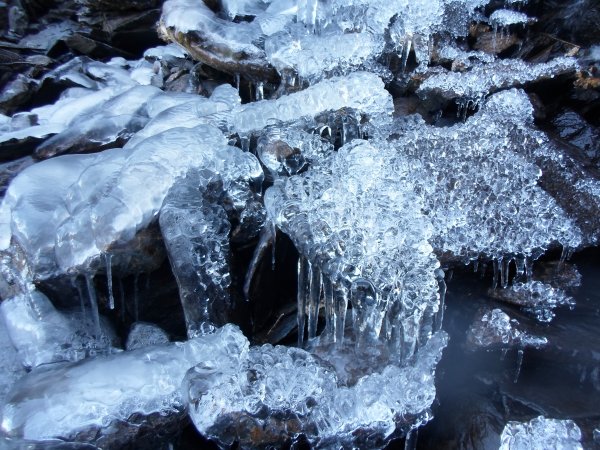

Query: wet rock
[0,73,36,114]
[0,155,34,197]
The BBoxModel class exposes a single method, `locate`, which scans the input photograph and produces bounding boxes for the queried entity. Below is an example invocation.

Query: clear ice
[500,416,583,450]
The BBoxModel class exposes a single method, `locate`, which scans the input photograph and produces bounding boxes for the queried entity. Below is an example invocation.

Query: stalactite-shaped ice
[265,138,441,359]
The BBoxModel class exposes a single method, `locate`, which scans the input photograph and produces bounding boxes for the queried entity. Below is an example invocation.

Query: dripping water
[118,278,126,321]
[133,273,140,321]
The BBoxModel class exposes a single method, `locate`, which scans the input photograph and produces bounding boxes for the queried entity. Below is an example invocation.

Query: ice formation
[184,330,447,448]
[500,416,583,450]
[489,9,533,27]
[466,308,547,350]
[0,122,262,284]
[229,71,393,135]
[0,290,118,369]
[417,57,578,105]
[1,325,247,445]
[160,161,264,337]
[126,322,170,350]
[491,281,575,322]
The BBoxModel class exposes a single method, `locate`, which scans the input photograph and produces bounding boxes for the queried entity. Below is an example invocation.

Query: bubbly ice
[1,324,247,445]
[466,308,547,350]
[489,9,533,27]
[230,72,393,134]
[500,416,583,450]
[0,290,118,369]
[126,322,170,350]
[417,57,579,104]
[184,330,447,447]
[492,281,575,322]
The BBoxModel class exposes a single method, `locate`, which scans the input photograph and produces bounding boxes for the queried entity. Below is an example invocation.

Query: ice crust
[500,416,583,450]
[417,57,579,104]
[0,325,247,444]
[0,290,118,369]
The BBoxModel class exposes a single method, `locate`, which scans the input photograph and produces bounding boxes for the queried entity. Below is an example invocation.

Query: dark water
[416,248,600,449]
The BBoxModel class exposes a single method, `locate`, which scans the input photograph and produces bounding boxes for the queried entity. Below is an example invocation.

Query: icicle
[133,273,140,321]
[323,277,335,341]
[514,348,524,383]
[104,253,114,310]
[334,283,349,345]
[501,257,509,289]
[492,259,499,289]
[243,223,275,300]
[435,268,446,331]
[271,221,277,270]
[515,254,525,278]
[558,245,569,270]
[85,274,101,336]
[239,134,250,152]
[297,257,309,348]
[234,73,240,93]
[525,256,533,282]
[307,265,321,340]
[404,428,419,450]
[401,36,412,72]
[473,259,479,273]
[255,82,264,101]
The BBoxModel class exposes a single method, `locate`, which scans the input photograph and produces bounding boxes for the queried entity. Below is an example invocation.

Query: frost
[500,416,583,450]
[126,322,170,350]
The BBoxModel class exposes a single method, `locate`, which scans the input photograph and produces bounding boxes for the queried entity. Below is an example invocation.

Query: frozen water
[1,124,231,280]
[0,313,25,406]
[489,9,533,27]
[264,26,386,84]
[126,84,240,148]
[126,322,169,350]
[500,416,583,450]
[0,290,118,369]
[385,89,582,261]
[417,57,578,104]
[492,281,575,322]
[230,72,393,134]
[266,138,441,359]
[0,324,247,445]
[184,330,447,447]
[466,308,547,350]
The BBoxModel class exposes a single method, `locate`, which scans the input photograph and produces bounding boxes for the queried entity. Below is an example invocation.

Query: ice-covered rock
[417,57,578,106]
[0,324,248,447]
[125,84,240,148]
[489,281,575,322]
[125,322,169,350]
[0,124,232,281]
[0,290,119,369]
[184,330,447,448]
[499,416,583,450]
[466,308,547,350]
[230,71,393,135]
